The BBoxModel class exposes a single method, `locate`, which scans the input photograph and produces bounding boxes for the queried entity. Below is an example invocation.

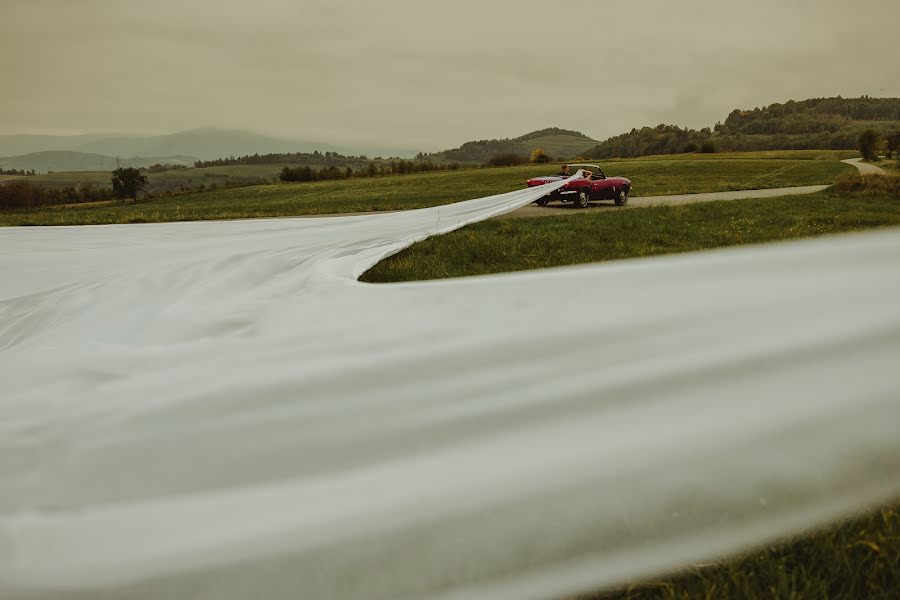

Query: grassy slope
[878,158,900,174]
[520,133,599,158]
[0,152,854,226]
[361,190,900,282]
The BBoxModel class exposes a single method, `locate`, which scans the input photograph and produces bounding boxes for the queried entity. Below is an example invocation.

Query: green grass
[584,504,899,600]
[0,152,854,226]
[878,158,900,174]
[360,190,900,282]
[626,150,858,161]
[26,170,116,187]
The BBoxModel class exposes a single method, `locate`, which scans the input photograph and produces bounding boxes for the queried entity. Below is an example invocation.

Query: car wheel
[536,197,549,207]
[614,188,629,206]
[575,188,590,208]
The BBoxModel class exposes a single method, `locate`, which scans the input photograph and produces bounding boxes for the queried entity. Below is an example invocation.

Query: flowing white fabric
[1,175,899,600]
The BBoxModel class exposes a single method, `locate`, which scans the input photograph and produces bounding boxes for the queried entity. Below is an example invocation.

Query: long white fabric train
[1,174,899,600]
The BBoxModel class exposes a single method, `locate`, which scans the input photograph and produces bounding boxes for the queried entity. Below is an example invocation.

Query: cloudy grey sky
[2,0,898,152]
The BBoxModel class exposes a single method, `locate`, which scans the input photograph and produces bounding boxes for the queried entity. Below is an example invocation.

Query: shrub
[858,129,882,161]
[886,131,900,159]
[831,172,900,196]
[530,148,552,164]
[700,140,717,153]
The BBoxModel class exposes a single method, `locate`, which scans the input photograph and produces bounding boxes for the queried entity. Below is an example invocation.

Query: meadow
[360,189,900,282]
[0,151,854,226]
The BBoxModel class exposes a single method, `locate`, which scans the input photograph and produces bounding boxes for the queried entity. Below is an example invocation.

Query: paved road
[500,185,829,219]
[498,157,882,219]
[843,157,886,175]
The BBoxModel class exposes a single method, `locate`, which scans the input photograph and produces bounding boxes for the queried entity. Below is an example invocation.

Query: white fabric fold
[1,175,898,599]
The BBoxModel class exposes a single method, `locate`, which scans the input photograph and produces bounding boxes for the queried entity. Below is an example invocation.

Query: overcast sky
[2,0,898,152]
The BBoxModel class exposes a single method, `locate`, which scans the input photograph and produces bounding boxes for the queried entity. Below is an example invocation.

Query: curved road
[844,157,886,175]
[501,157,882,219]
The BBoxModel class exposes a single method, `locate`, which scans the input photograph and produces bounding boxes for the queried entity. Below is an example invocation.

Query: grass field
[586,504,899,600]
[0,151,855,226]
[878,158,900,173]
[361,190,900,282]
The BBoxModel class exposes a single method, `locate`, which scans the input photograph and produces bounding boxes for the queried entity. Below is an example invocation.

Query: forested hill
[587,96,900,159]
[426,128,598,163]
[718,97,900,135]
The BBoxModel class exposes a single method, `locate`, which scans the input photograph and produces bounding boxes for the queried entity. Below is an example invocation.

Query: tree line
[717,97,900,136]
[0,167,148,211]
[587,97,900,159]
[0,180,112,210]
[0,168,36,176]
[196,150,378,169]
[280,159,456,182]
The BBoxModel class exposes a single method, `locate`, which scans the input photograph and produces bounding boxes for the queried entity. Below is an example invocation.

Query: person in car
[557,165,570,178]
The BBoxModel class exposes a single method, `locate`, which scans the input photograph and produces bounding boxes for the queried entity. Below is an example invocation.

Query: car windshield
[570,164,604,179]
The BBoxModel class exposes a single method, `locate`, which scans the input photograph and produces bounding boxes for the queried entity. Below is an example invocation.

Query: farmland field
[0,151,855,226]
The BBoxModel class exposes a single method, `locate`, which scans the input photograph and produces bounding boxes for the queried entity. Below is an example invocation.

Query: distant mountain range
[0,129,420,172]
[0,151,198,174]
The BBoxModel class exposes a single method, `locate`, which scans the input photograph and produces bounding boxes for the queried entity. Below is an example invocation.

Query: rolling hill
[428,128,599,163]
[513,128,599,157]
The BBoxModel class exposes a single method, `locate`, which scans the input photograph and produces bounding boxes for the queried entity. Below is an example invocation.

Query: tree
[530,148,552,164]
[857,129,881,162]
[111,167,148,200]
[885,131,900,160]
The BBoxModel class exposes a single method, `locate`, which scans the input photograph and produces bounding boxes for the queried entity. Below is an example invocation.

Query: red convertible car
[526,163,632,208]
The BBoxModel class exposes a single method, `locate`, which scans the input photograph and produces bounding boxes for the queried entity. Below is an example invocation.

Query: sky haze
[2,0,898,152]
